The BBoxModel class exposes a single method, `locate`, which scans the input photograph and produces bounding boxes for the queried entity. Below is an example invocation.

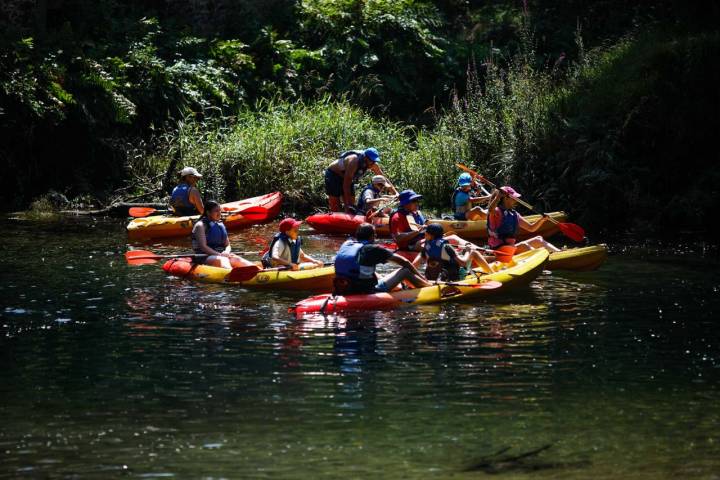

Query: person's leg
[516,235,561,253]
[443,234,481,250]
[325,169,344,212]
[298,261,320,270]
[377,267,431,291]
[228,255,260,268]
[206,255,232,269]
[467,250,494,273]
[328,196,342,212]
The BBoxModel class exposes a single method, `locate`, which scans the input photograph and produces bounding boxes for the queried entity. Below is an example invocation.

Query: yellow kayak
[548,244,608,271]
[291,249,549,314]
[162,259,335,292]
[432,211,568,240]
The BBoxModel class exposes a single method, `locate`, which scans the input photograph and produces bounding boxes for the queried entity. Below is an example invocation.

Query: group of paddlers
[167,148,562,295]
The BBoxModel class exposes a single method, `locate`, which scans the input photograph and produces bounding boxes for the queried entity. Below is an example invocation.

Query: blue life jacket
[334,239,375,280]
[170,183,199,216]
[339,150,369,183]
[487,206,519,246]
[262,233,302,267]
[424,238,460,281]
[357,183,380,212]
[451,187,470,218]
[193,218,228,253]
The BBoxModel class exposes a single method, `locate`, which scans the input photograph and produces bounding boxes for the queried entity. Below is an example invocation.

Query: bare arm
[343,157,360,208]
[411,251,424,269]
[189,188,204,214]
[518,214,549,233]
[390,253,426,279]
[300,249,323,265]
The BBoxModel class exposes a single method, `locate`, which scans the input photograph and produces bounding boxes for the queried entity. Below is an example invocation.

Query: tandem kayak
[162,258,335,292]
[290,249,549,315]
[393,244,608,272]
[304,211,568,240]
[127,192,283,240]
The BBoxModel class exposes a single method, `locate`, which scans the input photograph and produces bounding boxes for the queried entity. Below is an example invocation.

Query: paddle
[128,205,270,220]
[366,195,399,221]
[380,242,515,263]
[125,249,263,266]
[226,262,334,283]
[456,163,586,242]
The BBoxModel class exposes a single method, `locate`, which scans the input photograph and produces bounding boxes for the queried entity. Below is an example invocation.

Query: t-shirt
[346,244,394,293]
[271,237,300,263]
[454,190,470,208]
[390,211,424,249]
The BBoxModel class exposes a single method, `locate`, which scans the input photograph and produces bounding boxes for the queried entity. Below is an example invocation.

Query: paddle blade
[128,207,158,218]
[225,265,262,283]
[125,250,160,265]
[494,245,516,263]
[558,222,585,242]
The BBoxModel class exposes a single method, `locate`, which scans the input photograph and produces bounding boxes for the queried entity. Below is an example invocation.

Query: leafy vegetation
[1,0,718,234]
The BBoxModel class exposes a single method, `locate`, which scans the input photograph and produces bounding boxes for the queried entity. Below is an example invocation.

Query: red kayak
[304,212,390,236]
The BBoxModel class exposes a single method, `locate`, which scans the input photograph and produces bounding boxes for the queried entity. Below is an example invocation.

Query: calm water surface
[1,215,719,479]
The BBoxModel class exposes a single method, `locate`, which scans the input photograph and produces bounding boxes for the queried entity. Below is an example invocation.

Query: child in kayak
[325,148,396,213]
[487,186,561,253]
[390,190,480,252]
[192,201,259,269]
[452,173,491,221]
[262,218,324,271]
[411,223,493,280]
[170,166,204,216]
[334,223,431,295]
[357,175,395,217]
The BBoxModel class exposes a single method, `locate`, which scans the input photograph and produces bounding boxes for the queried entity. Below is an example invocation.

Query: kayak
[304,211,568,240]
[547,244,608,271]
[394,244,608,272]
[127,192,283,240]
[162,258,335,292]
[290,249,549,315]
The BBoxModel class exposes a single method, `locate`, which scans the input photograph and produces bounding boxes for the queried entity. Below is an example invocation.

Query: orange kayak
[127,192,282,240]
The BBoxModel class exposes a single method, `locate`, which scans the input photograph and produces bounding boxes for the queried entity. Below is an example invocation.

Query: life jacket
[357,183,380,213]
[423,238,459,281]
[487,206,519,247]
[338,150,369,183]
[451,187,469,216]
[170,183,199,216]
[262,233,302,268]
[192,218,228,253]
[335,239,378,280]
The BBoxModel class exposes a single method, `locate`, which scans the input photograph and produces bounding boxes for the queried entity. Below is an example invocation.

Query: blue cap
[398,189,423,206]
[364,147,380,163]
[458,173,472,186]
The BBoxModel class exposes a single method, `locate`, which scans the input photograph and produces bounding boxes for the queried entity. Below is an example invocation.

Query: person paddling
[170,166,204,216]
[325,148,396,213]
[262,218,324,271]
[334,223,431,295]
[487,186,561,253]
[412,223,493,280]
[452,173,491,221]
[192,201,259,269]
[357,175,394,217]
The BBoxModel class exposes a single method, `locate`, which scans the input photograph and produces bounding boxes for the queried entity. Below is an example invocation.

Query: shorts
[324,168,354,198]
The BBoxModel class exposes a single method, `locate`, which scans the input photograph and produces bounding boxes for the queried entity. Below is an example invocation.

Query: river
[1,215,719,479]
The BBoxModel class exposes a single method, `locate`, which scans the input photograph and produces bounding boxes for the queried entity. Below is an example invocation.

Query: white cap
[180,166,202,178]
[371,175,387,185]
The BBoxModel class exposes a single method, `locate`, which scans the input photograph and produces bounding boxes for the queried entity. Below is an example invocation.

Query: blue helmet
[458,173,472,186]
[364,147,380,163]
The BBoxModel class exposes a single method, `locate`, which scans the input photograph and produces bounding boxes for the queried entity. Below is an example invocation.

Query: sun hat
[364,148,380,163]
[279,218,302,233]
[398,189,423,206]
[371,175,387,185]
[426,223,444,238]
[499,186,521,198]
[458,173,472,187]
[180,166,202,178]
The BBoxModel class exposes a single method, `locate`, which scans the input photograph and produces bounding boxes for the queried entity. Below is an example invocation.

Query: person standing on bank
[325,148,397,213]
[170,166,204,216]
